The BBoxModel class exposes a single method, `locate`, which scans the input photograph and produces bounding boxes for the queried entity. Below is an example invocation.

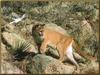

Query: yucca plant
[9,37,32,60]
[4,33,33,59]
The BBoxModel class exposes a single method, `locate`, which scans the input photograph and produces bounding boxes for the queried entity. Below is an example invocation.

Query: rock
[80,61,99,74]
[47,46,59,57]
[1,60,24,74]
[26,54,75,74]
[2,32,38,54]
[2,24,15,32]
[73,52,85,62]
[79,20,98,55]
[1,42,12,61]
[93,9,99,21]
[1,18,8,26]
[81,20,94,38]
[1,42,7,55]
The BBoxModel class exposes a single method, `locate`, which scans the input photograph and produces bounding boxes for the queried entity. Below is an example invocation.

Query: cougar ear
[32,24,39,30]
[39,24,45,29]
[40,24,45,28]
[41,24,45,26]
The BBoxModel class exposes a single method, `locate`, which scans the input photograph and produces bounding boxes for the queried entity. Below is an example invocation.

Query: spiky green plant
[9,39,32,60]
[3,33,33,60]
[13,40,31,52]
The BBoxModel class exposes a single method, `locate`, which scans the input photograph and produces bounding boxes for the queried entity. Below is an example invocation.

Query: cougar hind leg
[66,45,79,69]
[67,52,79,68]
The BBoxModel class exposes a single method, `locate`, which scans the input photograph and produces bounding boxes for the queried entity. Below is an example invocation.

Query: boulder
[79,20,98,55]
[26,54,75,74]
[80,20,94,40]
[1,60,24,74]
[2,24,15,32]
[1,42,12,61]
[80,61,99,74]
[2,32,38,54]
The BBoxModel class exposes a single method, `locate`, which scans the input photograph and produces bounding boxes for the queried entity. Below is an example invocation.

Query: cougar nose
[39,31,43,36]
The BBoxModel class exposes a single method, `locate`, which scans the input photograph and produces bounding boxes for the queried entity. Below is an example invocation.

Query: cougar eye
[40,30,43,33]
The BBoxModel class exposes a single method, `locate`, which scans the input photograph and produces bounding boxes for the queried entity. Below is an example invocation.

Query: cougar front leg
[59,49,65,62]
[57,45,65,62]
[40,39,48,54]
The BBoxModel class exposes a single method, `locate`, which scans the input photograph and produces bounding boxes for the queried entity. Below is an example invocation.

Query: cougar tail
[72,40,96,60]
